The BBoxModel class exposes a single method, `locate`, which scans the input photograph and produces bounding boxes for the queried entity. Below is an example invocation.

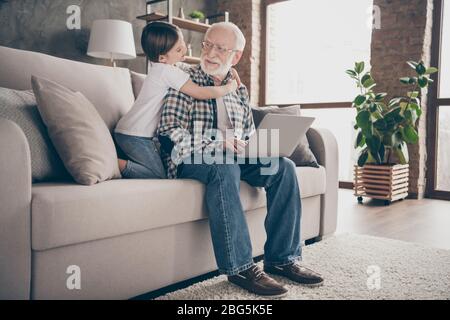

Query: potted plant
[347,60,437,205]
[188,10,205,23]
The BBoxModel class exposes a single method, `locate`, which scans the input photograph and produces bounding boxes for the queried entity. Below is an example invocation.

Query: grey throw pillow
[31,76,121,185]
[0,87,71,182]
[251,105,319,168]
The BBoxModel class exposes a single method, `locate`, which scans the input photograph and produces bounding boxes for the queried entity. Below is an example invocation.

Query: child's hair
[141,21,181,63]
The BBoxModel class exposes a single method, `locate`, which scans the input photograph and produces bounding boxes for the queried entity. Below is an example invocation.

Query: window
[264,0,374,185]
[439,0,450,99]
[437,107,450,191]
[426,0,450,200]
[432,0,450,196]
[265,0,373,104]
[301,108,358,182]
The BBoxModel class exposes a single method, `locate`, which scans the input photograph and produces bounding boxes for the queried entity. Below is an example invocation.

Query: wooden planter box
[353,164,409,205]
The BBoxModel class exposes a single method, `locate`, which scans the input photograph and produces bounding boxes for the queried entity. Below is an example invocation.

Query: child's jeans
[114,132,167,179]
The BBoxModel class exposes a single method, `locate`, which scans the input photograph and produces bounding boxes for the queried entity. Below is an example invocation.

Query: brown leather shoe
[264,262,324,287]
[228,265,288,298]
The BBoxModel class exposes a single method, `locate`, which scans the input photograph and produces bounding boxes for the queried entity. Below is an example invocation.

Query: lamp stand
[110,54,116,68]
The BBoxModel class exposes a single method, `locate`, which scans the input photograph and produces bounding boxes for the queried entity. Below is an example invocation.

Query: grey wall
[0,0,218,73]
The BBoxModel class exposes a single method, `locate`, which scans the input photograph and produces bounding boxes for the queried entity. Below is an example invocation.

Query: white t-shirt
[216,97,233,139]
[115,63,190,137]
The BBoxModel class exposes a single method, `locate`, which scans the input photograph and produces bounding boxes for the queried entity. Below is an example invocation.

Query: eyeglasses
[201,41,238,55]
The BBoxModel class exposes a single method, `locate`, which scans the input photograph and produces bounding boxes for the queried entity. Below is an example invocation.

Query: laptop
[238,114,315,158]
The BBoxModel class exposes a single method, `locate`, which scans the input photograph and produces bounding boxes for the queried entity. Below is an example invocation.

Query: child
[114,21,240,179]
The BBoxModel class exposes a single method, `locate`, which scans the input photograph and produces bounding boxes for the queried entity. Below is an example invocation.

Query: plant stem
[405,82,419,111]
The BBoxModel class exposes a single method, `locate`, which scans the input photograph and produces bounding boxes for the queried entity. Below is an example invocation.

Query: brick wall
[216,0,262,106]
[371,0,434,199]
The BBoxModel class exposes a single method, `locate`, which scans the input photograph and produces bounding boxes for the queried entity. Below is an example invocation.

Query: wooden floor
[335,189,450,250]
[133,188,450,299]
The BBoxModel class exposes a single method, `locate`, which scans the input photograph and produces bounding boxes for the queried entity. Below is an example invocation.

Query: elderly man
[157,22,323,297]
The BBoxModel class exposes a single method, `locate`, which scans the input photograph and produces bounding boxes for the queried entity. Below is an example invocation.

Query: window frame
[426,0,450,200]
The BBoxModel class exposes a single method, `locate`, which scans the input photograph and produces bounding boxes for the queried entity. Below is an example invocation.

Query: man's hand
[223,137,247,154]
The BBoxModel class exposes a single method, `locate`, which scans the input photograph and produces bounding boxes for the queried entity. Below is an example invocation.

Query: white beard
[200,53,235,77]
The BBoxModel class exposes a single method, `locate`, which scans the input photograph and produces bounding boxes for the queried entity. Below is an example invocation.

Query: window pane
[266,0,373,104]
[436,107,450,191]
[439,0,450,98]
[301,108,358,182]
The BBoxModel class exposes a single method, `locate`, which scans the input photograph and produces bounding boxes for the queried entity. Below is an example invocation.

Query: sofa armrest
[0,118,31,299]
[306,127,339,237]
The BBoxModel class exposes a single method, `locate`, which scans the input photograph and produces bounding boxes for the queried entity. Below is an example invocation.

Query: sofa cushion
[31,76,121,185]
[31,166,325,251]
[0,45,135,131]
[0,87,71,182]
[251,105,319,168]
[130,70,146,99]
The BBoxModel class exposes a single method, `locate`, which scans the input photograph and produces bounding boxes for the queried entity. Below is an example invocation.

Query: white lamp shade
[87,19,136,60]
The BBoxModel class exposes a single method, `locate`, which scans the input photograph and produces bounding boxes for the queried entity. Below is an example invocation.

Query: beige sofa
[0,45,339,300]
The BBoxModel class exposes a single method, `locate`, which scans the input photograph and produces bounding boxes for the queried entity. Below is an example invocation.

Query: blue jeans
[114,132,166,179]
[177,156,302,276]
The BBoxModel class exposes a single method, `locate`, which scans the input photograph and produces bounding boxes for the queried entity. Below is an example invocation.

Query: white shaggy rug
[156,234,450,300]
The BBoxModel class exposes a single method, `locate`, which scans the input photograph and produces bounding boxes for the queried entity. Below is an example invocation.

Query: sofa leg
[305,236,323,246]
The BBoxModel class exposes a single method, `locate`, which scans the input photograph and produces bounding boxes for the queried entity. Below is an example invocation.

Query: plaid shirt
[157,64,255,179]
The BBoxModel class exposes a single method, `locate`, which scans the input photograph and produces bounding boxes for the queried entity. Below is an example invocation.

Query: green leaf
[400,102,409,115]
[425,67,438,75]
[407,61,418,69]
[391,131,403,147]
[405,109,419,125]
[355,131,366,148]
[361,73,371,83]
[416,63,426,75]
[372,110,383,120]
[385,106,404,123]
[377,102,388,113]
[374,118,387,131]
[375,93,387,101]
[354,95,367,106]
[394,142,409,164]
[400,77,411,84]
[358,150,369,167]
[346,70,358,77]
[356,110,371,130]
[402,125,419,144]
[407,91,419,98]
[363,78,376,88]
[355,62,365,74]
[366,135,381,155]
[389,97,402,107]
[418,76,428,88]
[409,77,418,84]
[410,103,422,117]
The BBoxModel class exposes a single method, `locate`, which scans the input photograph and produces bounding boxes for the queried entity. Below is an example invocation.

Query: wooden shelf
[137,12,211,33]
